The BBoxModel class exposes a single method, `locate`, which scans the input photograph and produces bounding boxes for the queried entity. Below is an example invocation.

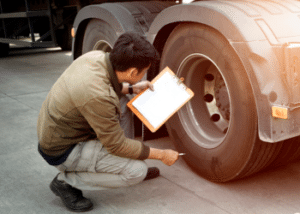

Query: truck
[3,0,300,182]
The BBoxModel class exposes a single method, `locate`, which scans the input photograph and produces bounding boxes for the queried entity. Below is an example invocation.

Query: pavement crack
[8,95,39,112]
[10,90,49,97]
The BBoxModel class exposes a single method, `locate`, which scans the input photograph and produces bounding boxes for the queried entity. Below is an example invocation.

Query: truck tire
[82,19,116,54]
[160,23,282,182]
[267,136,300,168]
[0,43,9,57]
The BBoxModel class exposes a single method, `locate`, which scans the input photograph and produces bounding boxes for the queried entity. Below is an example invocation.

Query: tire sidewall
[82,19,118,54]
[160,23,258,181]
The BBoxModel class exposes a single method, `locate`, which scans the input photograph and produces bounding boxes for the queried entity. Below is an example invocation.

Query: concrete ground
[1,47,300,214]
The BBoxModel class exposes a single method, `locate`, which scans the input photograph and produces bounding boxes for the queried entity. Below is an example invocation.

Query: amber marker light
[71,28,75,38]
[272,106,288,119]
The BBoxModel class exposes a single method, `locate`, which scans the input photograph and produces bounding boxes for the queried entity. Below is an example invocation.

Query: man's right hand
[148,148,179,166]
[160,149,179,166]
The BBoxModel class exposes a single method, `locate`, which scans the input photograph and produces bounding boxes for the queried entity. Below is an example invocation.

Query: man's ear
[130,68,139,77]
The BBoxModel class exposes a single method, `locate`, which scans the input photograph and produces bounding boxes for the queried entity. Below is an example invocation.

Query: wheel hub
[176,53,231,148]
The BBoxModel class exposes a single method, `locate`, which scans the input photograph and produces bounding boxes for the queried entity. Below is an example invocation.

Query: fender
[147,0,300,143]
[71,2,174,59]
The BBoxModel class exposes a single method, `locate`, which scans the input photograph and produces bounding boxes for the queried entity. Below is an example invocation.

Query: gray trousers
[55,96,148,191]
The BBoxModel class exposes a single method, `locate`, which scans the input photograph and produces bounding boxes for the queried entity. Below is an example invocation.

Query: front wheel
[160,23,281,182]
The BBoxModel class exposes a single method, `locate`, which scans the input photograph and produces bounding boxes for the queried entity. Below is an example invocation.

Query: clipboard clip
[172,76,186,90]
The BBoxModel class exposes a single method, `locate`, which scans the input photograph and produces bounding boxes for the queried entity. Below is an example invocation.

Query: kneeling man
[37,32,179,212]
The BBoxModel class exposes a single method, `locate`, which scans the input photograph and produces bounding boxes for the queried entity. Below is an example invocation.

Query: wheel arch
[72,2,175,60]
[148,1,300,143]
[72,4,136,60]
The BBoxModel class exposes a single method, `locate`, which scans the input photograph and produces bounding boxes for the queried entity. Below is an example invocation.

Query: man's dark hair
[109,32,159,73]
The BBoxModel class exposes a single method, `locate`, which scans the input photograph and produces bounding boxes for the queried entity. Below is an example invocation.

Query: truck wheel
[0,43,9,57]
[160,23,282,182]
[82,19,117,54]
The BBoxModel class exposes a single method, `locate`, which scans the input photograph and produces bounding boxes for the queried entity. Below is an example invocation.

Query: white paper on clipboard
[132,71,191,129]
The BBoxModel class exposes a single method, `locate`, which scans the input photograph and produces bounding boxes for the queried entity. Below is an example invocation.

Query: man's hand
[133,81,154,94]
[148,148,179,166]
[160,149,179,166]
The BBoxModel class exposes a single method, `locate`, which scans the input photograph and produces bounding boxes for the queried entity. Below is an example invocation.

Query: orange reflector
[272,106,288,119]
[71,28,75,38]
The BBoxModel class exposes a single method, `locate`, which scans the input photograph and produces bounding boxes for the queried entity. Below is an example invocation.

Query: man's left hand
[133,81,154,94]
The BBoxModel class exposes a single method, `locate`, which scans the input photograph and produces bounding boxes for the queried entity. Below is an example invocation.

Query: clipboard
[127,67,194,133]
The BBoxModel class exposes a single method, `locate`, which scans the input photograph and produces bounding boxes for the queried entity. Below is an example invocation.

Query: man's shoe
[50,174,93,212]
[144,167,160,181]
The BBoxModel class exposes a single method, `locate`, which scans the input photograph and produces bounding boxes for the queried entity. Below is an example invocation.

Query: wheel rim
[177,53,231,149]
[93,40,112,52]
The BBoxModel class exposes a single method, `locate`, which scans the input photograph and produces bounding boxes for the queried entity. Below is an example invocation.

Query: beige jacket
[37,51,149,160]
